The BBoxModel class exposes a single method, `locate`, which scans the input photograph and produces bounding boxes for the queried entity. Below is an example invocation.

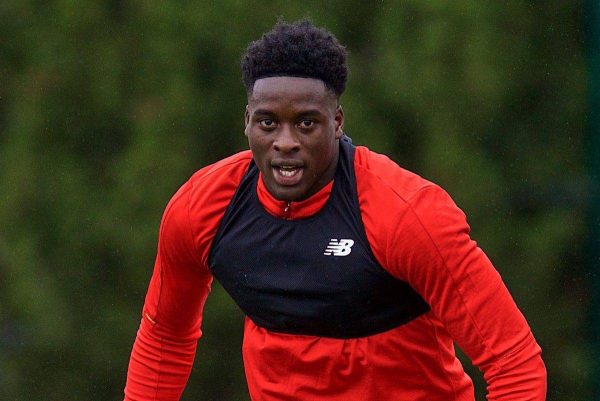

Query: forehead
[248,77,335,109]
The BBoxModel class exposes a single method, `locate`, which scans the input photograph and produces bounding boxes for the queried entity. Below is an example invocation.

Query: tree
[0,1,589,399]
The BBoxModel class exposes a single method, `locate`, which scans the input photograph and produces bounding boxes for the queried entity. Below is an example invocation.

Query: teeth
[279,168,297,177]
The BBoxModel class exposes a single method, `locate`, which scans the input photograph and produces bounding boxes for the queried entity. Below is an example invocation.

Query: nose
[273,125,300,153]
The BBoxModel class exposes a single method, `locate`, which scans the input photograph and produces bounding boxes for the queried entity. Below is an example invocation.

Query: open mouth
[271,163,304,186]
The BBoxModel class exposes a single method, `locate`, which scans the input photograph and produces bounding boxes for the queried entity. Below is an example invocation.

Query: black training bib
[208,136,429,338]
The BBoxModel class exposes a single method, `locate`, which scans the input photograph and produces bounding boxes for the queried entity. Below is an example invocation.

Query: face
[245,77,344,201]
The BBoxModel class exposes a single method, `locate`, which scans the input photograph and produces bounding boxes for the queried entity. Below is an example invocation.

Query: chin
[263,177,304,201]
[267,184,307,201]
[273,189,303,202]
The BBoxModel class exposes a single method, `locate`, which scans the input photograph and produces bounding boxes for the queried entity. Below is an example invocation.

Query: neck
[257,173,333,220]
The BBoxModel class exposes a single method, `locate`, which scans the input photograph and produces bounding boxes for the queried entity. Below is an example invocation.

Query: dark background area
[0,1,593,400]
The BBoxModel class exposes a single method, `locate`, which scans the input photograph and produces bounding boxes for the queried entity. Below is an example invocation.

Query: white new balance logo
[324,239,354,256]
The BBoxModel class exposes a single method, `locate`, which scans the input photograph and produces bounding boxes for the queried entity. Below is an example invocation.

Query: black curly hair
[241,19,348,97]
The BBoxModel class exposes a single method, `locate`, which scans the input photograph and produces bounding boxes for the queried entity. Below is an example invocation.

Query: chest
[208,158,429,338]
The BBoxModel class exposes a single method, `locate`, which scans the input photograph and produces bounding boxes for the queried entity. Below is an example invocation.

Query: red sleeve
[124,152,252,401]
[355,147,547,400]
[124,181,212,401]
[396,186,546,400]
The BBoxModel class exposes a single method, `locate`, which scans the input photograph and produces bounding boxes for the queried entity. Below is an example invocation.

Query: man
[124,20,546,400]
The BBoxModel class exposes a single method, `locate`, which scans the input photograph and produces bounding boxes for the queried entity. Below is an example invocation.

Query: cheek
[247,131,266,148]
[247,133,272,161]
[324,135,337,154]
[311,139,336,167]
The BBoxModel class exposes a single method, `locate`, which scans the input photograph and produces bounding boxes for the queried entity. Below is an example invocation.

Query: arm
[124,183,213,401]
[393,186,546,400]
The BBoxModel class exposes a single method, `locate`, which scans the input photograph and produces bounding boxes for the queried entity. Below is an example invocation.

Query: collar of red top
[257,172,333,219]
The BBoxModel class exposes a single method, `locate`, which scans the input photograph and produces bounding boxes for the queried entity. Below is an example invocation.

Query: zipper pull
[284,201,291,213]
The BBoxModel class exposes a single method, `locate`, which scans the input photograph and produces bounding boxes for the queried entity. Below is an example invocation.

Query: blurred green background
[0,1,594,400]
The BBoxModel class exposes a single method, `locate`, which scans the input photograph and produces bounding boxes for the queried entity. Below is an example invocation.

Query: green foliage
[0,1,589,400]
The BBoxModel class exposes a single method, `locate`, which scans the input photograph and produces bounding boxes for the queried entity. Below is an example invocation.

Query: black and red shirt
[124,141,546,401]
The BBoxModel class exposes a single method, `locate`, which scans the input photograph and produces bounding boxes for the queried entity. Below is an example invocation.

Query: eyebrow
[252,109,276,116]
[251,108,325,117]
[297,109,325,117]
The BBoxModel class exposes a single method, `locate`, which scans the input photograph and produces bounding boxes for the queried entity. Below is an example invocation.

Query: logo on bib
[324,239,354,256]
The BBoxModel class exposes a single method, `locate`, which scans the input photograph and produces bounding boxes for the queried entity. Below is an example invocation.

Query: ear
[334,105,344,139]
[244,105,250,136]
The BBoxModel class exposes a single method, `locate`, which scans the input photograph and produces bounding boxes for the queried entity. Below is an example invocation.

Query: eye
[298,119,314,129]
[259,119,277,129]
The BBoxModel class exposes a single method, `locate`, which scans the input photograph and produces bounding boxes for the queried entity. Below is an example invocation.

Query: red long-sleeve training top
[124,145,546,400]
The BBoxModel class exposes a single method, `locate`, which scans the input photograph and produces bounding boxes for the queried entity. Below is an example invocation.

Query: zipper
[283,201,292,219]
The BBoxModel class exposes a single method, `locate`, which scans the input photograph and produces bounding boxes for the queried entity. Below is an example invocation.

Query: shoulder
[354,145,438,205]
[166,150,253,210]
[187,150,253,194]
[354,145,465,224]
[161,150,253,264]
[353,146,465,273]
